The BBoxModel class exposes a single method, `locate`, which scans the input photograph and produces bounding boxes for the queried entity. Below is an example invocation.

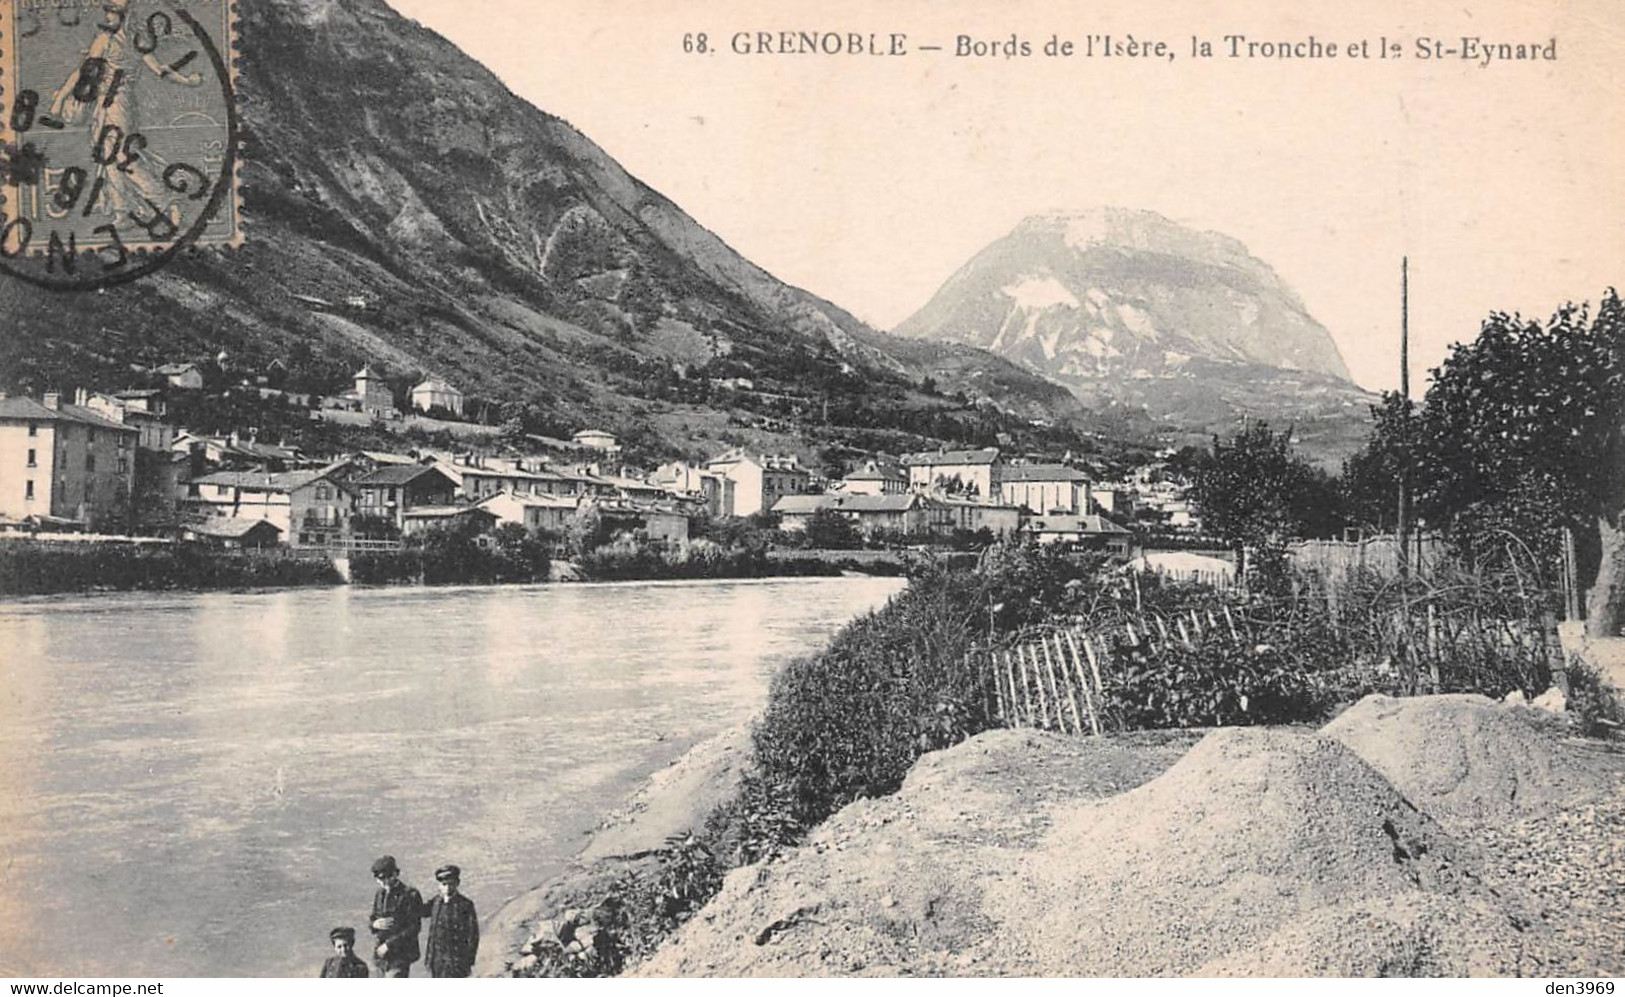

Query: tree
[803,507,863,550]
[562,507,616,558]
[1340,393,1417,533]
[491,522,551,581]
[1189,422,1330,578]
[1366,292,1625,633]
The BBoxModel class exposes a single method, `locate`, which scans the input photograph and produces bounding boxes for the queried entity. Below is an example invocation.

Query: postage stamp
[0,0,241,288]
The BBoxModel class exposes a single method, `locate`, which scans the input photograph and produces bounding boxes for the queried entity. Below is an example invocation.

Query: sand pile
[624,695,1622,977]
[1325,693,1625,976]
[983,728,1538,976]
[635,728,1202,976]
[1323,694,1619,823]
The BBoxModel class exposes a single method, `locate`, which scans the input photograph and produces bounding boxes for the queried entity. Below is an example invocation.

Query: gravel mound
[1324,693,1625,976]
[981,728,1538,976]
[635,728,1201,977]
[632,696,1623,977]
[1323,694,1620,822]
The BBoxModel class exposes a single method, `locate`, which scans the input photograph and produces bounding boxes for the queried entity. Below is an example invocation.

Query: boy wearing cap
[424,864,480,978]
[368,855,425,978]
[319,927,371,978]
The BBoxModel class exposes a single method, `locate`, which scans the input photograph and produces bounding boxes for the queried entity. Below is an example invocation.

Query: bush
[1096,631,1334,729]
[351,522,549,586]
[510,834,723,978]
[1567,660,1625,739]
[802,508,862,550]
[726,543,1094,860]
[0,541,341,595]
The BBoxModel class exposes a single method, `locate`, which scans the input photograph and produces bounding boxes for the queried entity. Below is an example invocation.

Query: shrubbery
[0,541,341,595]
[1096,633,1333,730]
[350,521,549,586]
[712,544,1098,863]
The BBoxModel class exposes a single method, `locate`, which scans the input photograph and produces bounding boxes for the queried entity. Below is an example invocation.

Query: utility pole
[1397,256,1411,582]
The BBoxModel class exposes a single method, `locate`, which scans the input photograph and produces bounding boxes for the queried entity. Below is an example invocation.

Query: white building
[409,377,464,418]
[572,429,620,454]
[997,464,1091,515]
[903,448,1000,498]
[704,449,810,518]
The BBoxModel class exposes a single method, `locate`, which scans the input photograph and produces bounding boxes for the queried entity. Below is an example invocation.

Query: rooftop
[0,396,139,432]
[186,517,283,539]
[844,466,907,482]
[478,491,578,509]
[772,495,837,515]
[903,448,1000,466]
[1024,515,1131,535]
[191,469,340,493]
[999,464,1090,483]
[353,464,450,487]
[403,505,494,519]
[773,493,921,514]
[835,494,923,513]
[412,377,460,392]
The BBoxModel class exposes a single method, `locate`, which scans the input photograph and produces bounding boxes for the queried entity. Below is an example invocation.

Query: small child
[319,926,371,978]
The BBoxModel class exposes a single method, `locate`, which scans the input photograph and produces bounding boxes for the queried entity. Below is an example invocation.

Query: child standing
[319,927,371,978]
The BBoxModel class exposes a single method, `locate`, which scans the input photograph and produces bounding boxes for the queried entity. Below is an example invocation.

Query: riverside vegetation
[509,540,1625,977]
[0,514,903,596]
[0,540,343,595]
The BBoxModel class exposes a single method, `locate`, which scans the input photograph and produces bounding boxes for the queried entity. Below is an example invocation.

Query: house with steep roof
[1021,513,1134,558]
[773,492,936,536]
[431,456,578,502]
[409,377,464,418]
[323,366,397,418]
[0,393,139,532]
[182,464,356,546]
[154,363,204,389]
[477,490,580,534]
[841,458,908,496]
[351,464,458,530]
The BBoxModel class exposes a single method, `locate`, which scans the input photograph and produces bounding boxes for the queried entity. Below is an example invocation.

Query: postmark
[0,0,241,290]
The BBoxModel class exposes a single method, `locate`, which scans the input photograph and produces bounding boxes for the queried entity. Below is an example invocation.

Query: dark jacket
[319,954,371,978]
[423,892,480,978]
[370,881,425,965]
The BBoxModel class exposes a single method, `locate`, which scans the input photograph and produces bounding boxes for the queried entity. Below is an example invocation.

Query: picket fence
[977,605,1246,736]
[975,597,1563,738]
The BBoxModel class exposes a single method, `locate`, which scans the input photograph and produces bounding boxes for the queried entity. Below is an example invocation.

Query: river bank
[477,724,757,977]
[629,695,1625,977]
[486,690,1625,977]
[0,538,907,596]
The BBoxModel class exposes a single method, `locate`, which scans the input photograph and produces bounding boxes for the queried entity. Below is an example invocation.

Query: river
[0,576,904,977]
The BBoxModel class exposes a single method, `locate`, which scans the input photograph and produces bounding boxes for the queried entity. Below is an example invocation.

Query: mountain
[0,0,1084,462]
[894,209,1379,463]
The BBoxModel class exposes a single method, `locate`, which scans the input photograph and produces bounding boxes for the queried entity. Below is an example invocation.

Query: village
[0,363,1210,565]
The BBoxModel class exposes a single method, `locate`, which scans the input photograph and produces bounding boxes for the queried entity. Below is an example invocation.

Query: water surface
[0,576,902,976]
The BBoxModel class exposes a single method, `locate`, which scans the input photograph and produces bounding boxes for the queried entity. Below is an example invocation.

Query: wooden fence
[974,594,1563,737]
[978,605,1247,735]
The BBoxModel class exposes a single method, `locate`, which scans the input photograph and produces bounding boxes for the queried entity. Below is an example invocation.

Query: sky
[387,0,1624,393]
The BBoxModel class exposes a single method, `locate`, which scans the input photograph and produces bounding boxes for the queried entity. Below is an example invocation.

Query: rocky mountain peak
[894,209,1373,462]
